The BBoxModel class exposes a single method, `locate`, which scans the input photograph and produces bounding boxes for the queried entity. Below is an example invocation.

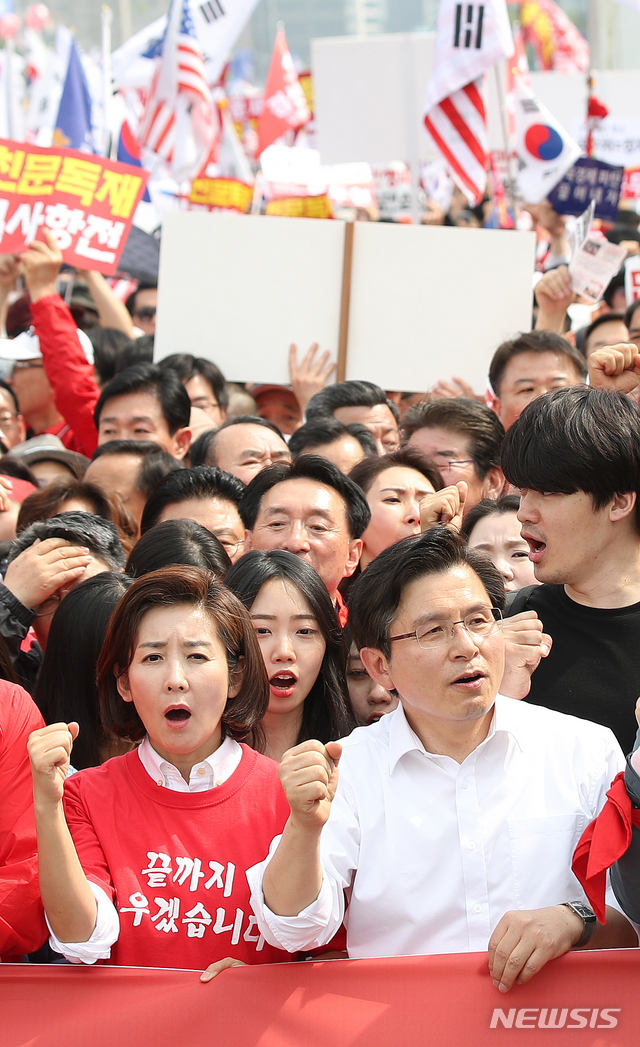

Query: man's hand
[499,611,552,700]
[488,905,583,992]
[430,376,482,402]
[420,482,467,533]
[28,721,79,807]
[200,957,246,983]
[289,343,336,415]
[534,265,575,334]
[19,228,64,303]
[3,537,92,610]
[0,253,21,292]
[588,343,640,395]
[279,739,341,831]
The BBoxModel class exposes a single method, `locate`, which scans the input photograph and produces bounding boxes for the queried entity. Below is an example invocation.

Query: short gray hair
[9,511,125,572]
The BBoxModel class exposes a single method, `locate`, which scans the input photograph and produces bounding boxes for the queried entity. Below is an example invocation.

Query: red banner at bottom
[2,949,638,1047]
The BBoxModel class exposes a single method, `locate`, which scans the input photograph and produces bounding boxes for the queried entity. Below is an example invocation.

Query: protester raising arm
[289,343,336,418]
[588,342,640,395]
[21,230,100,457]
[534,265,575,336]
[0,254,20,336]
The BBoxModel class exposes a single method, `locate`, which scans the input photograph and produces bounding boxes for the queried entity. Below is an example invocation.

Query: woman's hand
[200,957,247,983]
[28,722,79,806]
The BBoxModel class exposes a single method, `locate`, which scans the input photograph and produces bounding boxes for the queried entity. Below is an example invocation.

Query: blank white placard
[154,212,345,385]
[346,223,536,393]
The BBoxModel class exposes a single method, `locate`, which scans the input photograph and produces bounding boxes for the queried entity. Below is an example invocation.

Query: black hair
[125,283,157,317]
[115,335,155,374]
[126,519,230,578]
[9,511,126,571]
[603,268,627,310]
[94,363,191,434]
[90,440,181,500]
[34,573,132,769]
[582,310,628,355]
[305,380,400,424]
[140,466,244,534]
[348,527,505,659]
[625,298,640,331]
[460,495,522,541]
[240,455,371,538]
[288,417,378,459]
[159,353,228,410]
[501,386,640,532]
[400,398,505,479]
[0,454,37,485]
[87,327,130,385]
[225,550,356,747]
[0,378,19,413]
[489,331,587,396]
[348,446,444,495]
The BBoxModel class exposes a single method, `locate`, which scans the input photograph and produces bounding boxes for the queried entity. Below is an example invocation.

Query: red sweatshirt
[0,682,47,960]
[30,295,100,458]
[63,745,292,969]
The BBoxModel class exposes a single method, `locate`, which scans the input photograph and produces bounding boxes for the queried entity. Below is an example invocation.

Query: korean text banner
[2,949,638,1047]
[0,139,150,275]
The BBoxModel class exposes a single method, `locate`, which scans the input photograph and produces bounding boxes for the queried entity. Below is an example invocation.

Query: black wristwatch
[561,901,597,948]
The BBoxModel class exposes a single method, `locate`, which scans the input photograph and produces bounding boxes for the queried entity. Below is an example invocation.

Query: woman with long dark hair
[226,550,356,761]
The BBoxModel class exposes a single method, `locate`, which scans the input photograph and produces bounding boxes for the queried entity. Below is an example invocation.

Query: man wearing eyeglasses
[125,284,157,337]
[248,528,636,987]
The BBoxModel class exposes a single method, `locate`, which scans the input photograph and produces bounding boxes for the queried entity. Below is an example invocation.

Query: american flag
[423,0,513,205]
[424,79,488,205]
[138,0,216,179]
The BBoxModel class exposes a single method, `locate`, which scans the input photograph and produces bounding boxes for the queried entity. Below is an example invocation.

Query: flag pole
[5,36,15,140]
[493,63,518,225]
[101,6,114,157]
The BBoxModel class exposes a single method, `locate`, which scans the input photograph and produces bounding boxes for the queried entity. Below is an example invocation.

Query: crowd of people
[2,205,640,1001]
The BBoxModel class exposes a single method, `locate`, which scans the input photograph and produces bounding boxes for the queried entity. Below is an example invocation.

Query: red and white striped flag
[423,0,514,204]
[138,0,217,181]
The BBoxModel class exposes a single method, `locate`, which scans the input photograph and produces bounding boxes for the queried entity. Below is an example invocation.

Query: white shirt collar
[387,695,523,774]
[137,735,243,792]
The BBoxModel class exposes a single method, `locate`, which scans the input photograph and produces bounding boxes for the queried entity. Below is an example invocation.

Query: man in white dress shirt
[248,528,637,991]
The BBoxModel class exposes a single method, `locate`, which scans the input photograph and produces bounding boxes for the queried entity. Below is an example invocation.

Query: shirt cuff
[46,881,119,964]
[246,838,342,953]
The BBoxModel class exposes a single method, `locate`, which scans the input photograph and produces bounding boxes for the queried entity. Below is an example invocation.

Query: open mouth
[523,535,546,563]
[452,670,486,689]
[164,707,191,722]
[269,673,298,698]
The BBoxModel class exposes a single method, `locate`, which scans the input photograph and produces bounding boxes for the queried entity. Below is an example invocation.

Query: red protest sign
[0,138,150,275]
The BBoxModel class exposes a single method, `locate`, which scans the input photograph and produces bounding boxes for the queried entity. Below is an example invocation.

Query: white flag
[514,78,581,203]
[424,0,514,112]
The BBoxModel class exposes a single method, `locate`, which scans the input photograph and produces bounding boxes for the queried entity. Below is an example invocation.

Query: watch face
[569,901,596,922]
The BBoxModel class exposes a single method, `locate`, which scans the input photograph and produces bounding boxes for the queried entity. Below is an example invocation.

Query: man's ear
[243,529,253,552]
[483,466,507,500]
[172,427,192,460]
[610,491,637,523]
[343,537,363,579]
[116,671,133,703]
[360,647,395,691]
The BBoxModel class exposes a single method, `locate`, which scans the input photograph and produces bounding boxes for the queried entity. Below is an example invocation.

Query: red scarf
[572,771,640,922]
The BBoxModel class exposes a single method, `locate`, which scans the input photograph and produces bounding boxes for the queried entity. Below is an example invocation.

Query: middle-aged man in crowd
[399,398,505,512]
[247,528,635,985]
[191,416,291,484]
[288,418,377,474]
[84,440,180,529]
[305,380,400,454]
[0,512,125,691]
[93,364,192,460]
[487,331,587,431]
[501,383,640,754]
[241,456,370,624]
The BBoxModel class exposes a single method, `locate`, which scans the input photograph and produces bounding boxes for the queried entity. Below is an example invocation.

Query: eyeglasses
[432,456,475,470]
[133,307,156,321]
[34,590,69,617]
[12,360,43,373]
[217,537,244,556]
[0,412,19,429]
[387,608,503,650]
[191,398,221,412]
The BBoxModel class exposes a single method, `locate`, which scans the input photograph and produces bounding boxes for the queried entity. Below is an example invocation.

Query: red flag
[257,29,311,157]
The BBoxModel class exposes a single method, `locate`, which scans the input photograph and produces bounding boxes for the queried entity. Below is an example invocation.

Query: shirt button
[157,779,163,787]
[462,780,469,789]
[474,904,482,914]
[467,841,476,850]
[215,779,222,787]
[196,767,206,777]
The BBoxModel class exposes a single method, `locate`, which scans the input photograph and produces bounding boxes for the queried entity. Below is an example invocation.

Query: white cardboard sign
[155,213,536,393]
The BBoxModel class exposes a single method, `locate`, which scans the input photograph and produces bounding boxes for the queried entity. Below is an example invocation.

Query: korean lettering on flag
[0,139,149,275]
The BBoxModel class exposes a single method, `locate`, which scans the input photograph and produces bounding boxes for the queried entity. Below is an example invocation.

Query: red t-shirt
[63,745,292,969]
[0,682,47,960]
